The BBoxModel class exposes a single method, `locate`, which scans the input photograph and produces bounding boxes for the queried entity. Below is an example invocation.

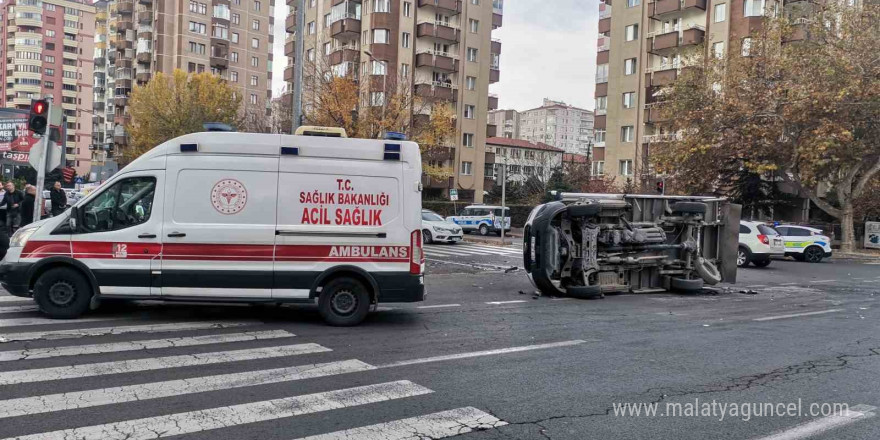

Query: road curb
[463,236,522,246]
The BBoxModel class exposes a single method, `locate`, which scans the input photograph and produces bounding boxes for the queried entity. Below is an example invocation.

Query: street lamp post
[292,0,305,132]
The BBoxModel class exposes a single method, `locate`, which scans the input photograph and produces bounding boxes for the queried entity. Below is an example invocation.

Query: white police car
[774,224,833,263]
[421,209,462,244]
[447,205,511,236]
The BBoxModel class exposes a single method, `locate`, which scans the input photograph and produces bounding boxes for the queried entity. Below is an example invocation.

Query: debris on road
[504,267,518,273]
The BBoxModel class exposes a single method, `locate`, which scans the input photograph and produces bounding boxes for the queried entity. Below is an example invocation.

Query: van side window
[81,177,156,233]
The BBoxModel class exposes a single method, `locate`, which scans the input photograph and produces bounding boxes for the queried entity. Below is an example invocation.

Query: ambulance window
[493,208,509,216]
[81,177,156,233]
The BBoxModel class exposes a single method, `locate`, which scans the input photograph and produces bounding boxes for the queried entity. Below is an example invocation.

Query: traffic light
[656,180,665,194]
[28,99,49,135]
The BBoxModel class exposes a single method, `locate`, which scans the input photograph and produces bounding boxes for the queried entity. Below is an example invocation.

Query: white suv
[774,225,833,263]
[738,221,785,267]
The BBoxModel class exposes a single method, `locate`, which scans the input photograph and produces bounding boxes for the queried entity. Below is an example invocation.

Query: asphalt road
[0,249,879,440]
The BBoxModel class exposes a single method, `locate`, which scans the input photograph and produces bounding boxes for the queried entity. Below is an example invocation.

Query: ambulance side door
[71,172,164,297]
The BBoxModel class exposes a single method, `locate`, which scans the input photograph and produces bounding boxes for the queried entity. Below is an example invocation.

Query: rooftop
[486,137,565,153]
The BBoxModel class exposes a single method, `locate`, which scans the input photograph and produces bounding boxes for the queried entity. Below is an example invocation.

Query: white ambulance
[0,132,425,326]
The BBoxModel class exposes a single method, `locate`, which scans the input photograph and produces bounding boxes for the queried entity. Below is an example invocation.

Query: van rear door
[160,153,279,298]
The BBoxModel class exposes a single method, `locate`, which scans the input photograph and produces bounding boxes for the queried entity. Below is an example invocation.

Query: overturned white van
[0,132,426,326]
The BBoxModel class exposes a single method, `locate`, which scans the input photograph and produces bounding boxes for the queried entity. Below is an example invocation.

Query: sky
[271,0,598,112]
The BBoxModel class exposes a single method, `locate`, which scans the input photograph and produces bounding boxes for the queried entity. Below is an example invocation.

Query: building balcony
[114,95,128,107]
[490,67,499,83]
[330,17,361,41]
[210,55,228,69]
[418,0,461,16]
[136,71,151,83]
[117,0,134,14]
[329,47,359,65]
[117,20,134,31]
[491,38,502,54]
[284,65,295,82]
[644,102,670,124]
[137,9,151,23]
[415,51,459,73]
[649,0,706,17]
[648,26,704,53]
[286,14,296,32]
[487,123,497,137]
[645,66,678,87]
[493,12,502,28]
[138,29,152,40]
[598,17,611,34]
[642,133,680,144]
[136,51,151,63]
[415,81,458,101]
[784,19,811,43]
[138,0,151,4]
[488,93,498,110]
[416,21,460,43]
[422,174,454,190]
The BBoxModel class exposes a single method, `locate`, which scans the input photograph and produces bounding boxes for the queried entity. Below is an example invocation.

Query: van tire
[33,267,93,319]
[423,229,434,244]
[567,284,604,299]
[671,277,704,293]
[479,224,490,236]
[318,277,371,326]
[695,256,722,285]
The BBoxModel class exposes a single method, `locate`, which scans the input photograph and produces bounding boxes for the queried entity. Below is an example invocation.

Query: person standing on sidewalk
[20,185,37,226]
[4,182,24,234]
[50,181,67,217]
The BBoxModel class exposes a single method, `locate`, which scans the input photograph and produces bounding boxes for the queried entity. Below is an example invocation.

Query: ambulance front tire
[318,277,371,326]
[33,267,93,319]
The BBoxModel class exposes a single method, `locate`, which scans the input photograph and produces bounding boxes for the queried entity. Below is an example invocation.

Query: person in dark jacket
[4,182,24,234]
[0,184,13,231]
[50,181,67,217]
[20,185,37,227]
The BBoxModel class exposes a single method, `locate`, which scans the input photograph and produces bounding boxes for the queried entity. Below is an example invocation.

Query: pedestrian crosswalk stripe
[0,329,294,362]
[0,321,256,342]
[0,343,329,385]
[0,359,376,418]
[8,380,433,440]
[293,407,507,440]
[0,315,131,328]
[0,296,28,303]
[425,247,487,256]
[462,243,522,253]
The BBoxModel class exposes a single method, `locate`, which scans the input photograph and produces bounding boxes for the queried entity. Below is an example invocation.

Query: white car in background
[774,225,833,263]
[421,210,463,244]
[738,221,785,268]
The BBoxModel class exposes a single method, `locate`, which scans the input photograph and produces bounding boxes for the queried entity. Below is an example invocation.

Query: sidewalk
[463,227,524,246]
[832,249,880,260]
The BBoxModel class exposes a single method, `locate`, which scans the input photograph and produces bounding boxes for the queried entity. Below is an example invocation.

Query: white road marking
[750,404,875,440]
[294,407,507,440]
[753,309,844,322]
[551,297,573,301]
[0,330,294,362]
[0,316,130,328]
[0,359,375,418]
[810,280,837,284]
[746,285,768,288]
[486,300,527,305]
[0,296,29,303]
[0,305,38,313]
[0,343,329,385]
[378,340,587,368]
[10,381,432,440]
[779,282,800,286]
[417,304,461,309]
[0,321,256,342]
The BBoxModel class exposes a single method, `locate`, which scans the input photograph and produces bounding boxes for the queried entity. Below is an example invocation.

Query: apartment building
[517,99,594,156]
[487,108,518,139]
[1,0,96,177]
[485,136,563,184]
[594,0,780,184]
[284,0,504,203]
[89,0,274,176]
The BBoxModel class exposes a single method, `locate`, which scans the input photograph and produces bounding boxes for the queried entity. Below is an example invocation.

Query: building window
[251,38,259,49]
[189,42,206,54]
[309,0,315,6]
[46,30,56,37]
[596,63,609,82]
[619,159,633,176]
[714,3,726,22]
[623,92,635,108]
[625,24,639,41]
[464,105,475,119]
[250,75,258,86]
[626,0,640,7]
[231,52,239,63]
[713,41,724,58]
[251,56,259,67]
[370,92,385,106]
[469,18,479,33]
[621,126,634,142]
[230,71,238,82]
[308,21,316,34]
[252,19,260,30]
[189,21,207,34]
[307,49,314,61]
[44,81,54,89]
[741,37,752,56]
[403,1,411,16]
[44,55,55,63]
[250,93,257,105]
[232,13,240,24]
[188,62,196,73]
[231,32,239,43]
[624,58,637,75]
[323,42,331,55]
[743,0,764,16]
[400,63,409,77]
[254,0,261,11]
[595,129,606,143]
[402,32,410,48]
[461,161,473,175]
[592,161,605,176]
[45,3,55,10]
[324,13,331,27]
[466,76,476,90]
[373,29,390,43]
[596,96,607,113]
[463,133,474,147]
[374,0,390,12]
[467,47,478,62]
[371,60,386,75]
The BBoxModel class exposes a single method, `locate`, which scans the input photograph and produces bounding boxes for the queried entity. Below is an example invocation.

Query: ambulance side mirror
[68,206,79,232]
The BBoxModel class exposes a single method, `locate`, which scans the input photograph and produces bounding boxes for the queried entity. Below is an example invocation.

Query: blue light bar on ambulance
[383,143,400,161]
[180,143,198,152]
[281,147,299,155]
[384,131,407,140]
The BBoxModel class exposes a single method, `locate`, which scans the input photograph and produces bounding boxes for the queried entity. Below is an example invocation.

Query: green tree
[654,4,880,251]
[126,70,242,162]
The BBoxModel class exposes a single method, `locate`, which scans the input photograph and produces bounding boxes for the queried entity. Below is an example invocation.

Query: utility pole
[500,157,507,246]
[291,0,305,132]
[33,96,52,223]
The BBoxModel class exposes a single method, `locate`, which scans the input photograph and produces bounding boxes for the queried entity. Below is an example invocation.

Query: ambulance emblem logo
[211,179,248,215]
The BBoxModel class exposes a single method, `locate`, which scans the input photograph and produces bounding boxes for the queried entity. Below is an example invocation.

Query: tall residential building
[1,0,96,177]
[595,0,780,184]
[284,0,504,203]
[517,99,594,156]
[91,0,274,174]
[487,108,518,139]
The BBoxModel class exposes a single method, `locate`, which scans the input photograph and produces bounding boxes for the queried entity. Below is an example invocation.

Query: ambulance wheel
[318,277,371,326]
[423,229,434,244]
[33,267,93,319]
[479,224,490,236]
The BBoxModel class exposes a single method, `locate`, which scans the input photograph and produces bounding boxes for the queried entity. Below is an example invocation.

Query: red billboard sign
[0,116,63,164]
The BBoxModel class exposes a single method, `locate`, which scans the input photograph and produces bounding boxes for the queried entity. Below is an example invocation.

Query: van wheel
[479,224,490,236]
[33,267,93,319]
[318,277,371,326]
[804,246,824,263]
[423,229,434,244]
